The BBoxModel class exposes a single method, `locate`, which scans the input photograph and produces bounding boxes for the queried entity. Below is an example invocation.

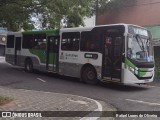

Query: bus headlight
[135,70,138,75]
[128,66,135,73]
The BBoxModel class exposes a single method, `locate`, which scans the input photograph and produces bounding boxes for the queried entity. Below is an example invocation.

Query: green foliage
[0,0,35,31]
[0,0,94,31]
[0,0,137,31]
[154,47,160,78]
[0,96,13,106]
[39,0,93,28]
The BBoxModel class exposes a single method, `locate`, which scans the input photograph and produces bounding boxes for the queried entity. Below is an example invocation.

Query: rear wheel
[25,59,33,72]
[81,66,98,84]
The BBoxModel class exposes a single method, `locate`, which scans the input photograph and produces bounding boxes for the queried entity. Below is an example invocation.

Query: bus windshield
[128,26,153,62]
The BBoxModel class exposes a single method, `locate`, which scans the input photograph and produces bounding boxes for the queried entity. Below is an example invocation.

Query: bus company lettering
[65,53,78,60]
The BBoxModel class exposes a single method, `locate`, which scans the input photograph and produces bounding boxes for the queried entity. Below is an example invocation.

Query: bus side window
[33,34,46,50]
[39,42,46,49]
[33,39,39,49]
[72,38,80,51]
[7,35,14,48]
[22,35,33,49]
[61,32,80,51]
[81,31,91,51]
[86,41,96,51]
[81,31,99,52]
[61,39,69,50]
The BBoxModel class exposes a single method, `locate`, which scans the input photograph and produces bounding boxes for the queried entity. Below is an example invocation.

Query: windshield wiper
[146,38,150,53]
[135,34,145,51]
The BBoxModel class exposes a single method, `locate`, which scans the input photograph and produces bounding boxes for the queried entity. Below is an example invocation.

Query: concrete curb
[0,87,108,119]
[17,88,103,120]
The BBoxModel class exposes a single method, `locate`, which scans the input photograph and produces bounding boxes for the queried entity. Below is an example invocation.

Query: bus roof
[7,23,147,36]
[60,23,130,33]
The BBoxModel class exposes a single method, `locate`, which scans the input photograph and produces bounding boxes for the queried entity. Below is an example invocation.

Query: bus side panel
[79,52,103,80]
[6,35,15,65]
[20,49,43,70]
[59,51,102,79]
[59,51,81,77]
[29,49,46,71]
[59,62,80,77]
[5,50,15,65]
[47,52,59,72]
[0,45,5,56]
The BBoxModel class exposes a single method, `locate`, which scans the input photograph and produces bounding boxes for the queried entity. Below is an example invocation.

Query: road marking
[126,99,160,106]
[37,78,46,83]
[80,97,103,120]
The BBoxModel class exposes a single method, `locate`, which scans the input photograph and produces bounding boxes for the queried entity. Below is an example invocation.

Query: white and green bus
[5,24,154,84]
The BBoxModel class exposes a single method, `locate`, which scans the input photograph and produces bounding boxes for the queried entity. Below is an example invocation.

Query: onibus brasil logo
[2,112,42,118]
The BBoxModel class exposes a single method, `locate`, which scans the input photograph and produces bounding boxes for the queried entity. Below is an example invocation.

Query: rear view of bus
[123,25,154,84]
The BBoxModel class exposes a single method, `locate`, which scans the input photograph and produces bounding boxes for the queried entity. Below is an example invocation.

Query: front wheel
[81,66,98,84]
[25,59,33,72]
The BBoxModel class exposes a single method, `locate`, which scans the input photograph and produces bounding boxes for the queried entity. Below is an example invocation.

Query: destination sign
[129,26,148,36]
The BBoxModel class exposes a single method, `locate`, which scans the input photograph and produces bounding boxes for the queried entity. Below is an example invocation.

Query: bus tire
[25,59,33,72]
[81,66,98,84]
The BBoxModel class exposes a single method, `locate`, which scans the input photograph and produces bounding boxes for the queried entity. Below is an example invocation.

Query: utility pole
[95,0,99,25]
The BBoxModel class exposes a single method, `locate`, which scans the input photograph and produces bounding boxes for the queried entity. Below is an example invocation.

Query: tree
[0,0,95,31]
[0,0,35,31]
[36,0,94,28]
[0,0,137,31]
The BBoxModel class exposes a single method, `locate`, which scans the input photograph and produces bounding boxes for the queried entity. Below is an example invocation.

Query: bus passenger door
[14,37,21,65]
[46,36,60,72]
[103,36,123,81]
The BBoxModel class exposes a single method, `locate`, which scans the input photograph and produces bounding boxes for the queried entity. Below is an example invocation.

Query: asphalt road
[1,58,160,118]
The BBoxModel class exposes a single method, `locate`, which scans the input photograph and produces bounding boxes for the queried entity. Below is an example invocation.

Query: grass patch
[0,96,13,106]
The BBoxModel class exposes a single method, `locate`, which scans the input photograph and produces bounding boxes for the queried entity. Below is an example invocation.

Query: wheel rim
[82,67,98,84]
[87,70,95,80]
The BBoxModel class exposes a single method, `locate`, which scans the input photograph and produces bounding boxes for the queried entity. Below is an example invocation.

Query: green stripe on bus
[125,58,136,69]
[30,49,46,63]
[138,68,148,77]
[125,58,148,77]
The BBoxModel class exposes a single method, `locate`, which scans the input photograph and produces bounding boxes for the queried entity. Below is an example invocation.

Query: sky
[31,15,96,29]
[84,16,95,27]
